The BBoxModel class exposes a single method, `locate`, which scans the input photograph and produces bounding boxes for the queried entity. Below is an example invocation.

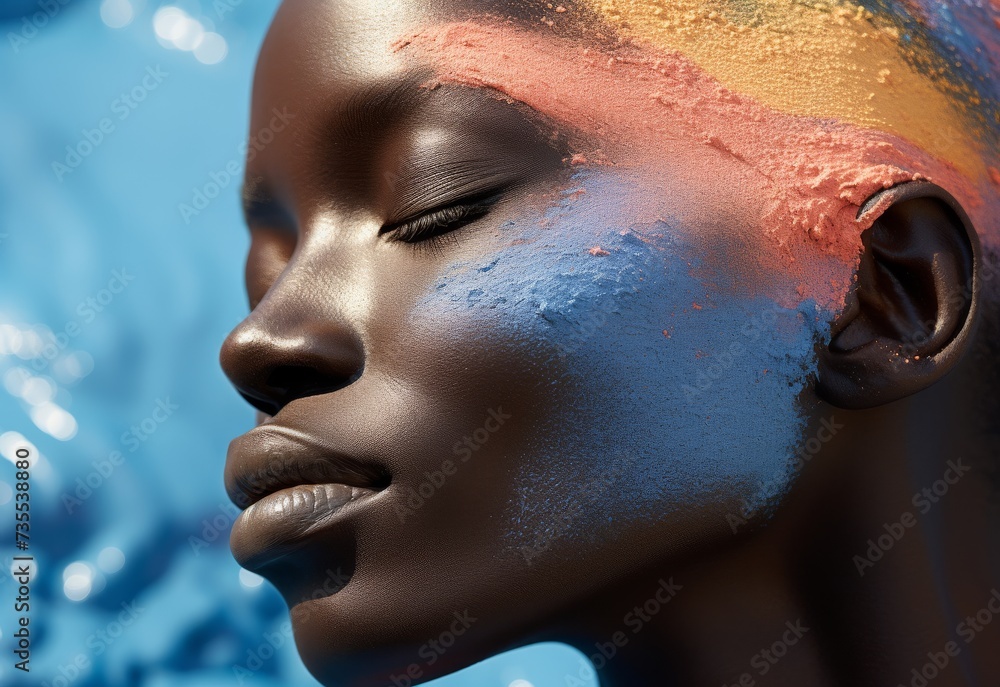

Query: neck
[550,375,1000,686]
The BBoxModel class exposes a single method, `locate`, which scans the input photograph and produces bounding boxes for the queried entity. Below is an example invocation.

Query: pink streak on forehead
[392,21,987,309]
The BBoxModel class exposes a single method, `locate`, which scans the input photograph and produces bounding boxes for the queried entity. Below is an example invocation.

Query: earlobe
[817,182,981,409]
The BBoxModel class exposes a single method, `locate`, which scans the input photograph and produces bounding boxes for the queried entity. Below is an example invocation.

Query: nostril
[238,389,282,418]
[265,364,361,402]
[219,312,365,415]
[232,363,362,416]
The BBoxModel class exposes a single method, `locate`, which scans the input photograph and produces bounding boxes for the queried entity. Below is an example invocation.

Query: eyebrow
[334,73,429,144]
[241,73,431,226]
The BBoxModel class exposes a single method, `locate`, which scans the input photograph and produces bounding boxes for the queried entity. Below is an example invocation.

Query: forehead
[257,0,996,165]
[246,0,997,312]
[614,0,999,164]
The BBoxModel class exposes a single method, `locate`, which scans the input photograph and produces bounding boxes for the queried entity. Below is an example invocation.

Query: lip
[225,423,390,569]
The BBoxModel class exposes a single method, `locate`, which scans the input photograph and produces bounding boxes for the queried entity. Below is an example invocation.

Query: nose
[220,297,364,416]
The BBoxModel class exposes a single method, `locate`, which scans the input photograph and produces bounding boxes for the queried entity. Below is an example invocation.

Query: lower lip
[230,483,377,568]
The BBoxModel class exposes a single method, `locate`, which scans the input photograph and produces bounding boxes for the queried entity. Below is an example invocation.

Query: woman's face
[219,0,988,683]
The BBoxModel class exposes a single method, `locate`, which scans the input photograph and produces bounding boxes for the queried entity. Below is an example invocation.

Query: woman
[219,0,1000,684]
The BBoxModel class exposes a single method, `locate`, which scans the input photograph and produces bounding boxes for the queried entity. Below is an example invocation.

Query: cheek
[411,172,833,556]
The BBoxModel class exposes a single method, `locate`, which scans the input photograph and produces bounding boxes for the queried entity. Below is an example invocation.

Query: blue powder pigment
[860,0,1000,143]
[419,171,833,554]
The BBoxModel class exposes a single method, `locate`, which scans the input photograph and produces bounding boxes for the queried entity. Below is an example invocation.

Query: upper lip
[225,423,390,509]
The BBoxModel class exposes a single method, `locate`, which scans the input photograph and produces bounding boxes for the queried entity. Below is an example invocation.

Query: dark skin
[219,1,1000,685]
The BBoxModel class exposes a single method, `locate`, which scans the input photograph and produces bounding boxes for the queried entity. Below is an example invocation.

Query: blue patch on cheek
[419,175,833,553]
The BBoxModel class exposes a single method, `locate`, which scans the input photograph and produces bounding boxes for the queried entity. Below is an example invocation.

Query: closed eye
[379,191,501,244]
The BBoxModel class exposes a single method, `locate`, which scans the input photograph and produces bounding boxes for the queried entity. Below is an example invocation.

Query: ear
[817,181,981,409]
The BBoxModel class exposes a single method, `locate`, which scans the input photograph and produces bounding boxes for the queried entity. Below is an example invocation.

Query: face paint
[582,0,996,176]
[416,170,829,551]
[228,5,1000,682]
[873,0,1000,115]
[390,7,998,547]
[392,20,995,309]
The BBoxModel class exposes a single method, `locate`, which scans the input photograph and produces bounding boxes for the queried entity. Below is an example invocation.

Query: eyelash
[380,193,499,245]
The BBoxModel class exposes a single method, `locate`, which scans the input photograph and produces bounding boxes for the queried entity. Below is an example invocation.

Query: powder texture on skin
[579,0,990,179]
[418,179,827,544]
[392,21,995,308]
